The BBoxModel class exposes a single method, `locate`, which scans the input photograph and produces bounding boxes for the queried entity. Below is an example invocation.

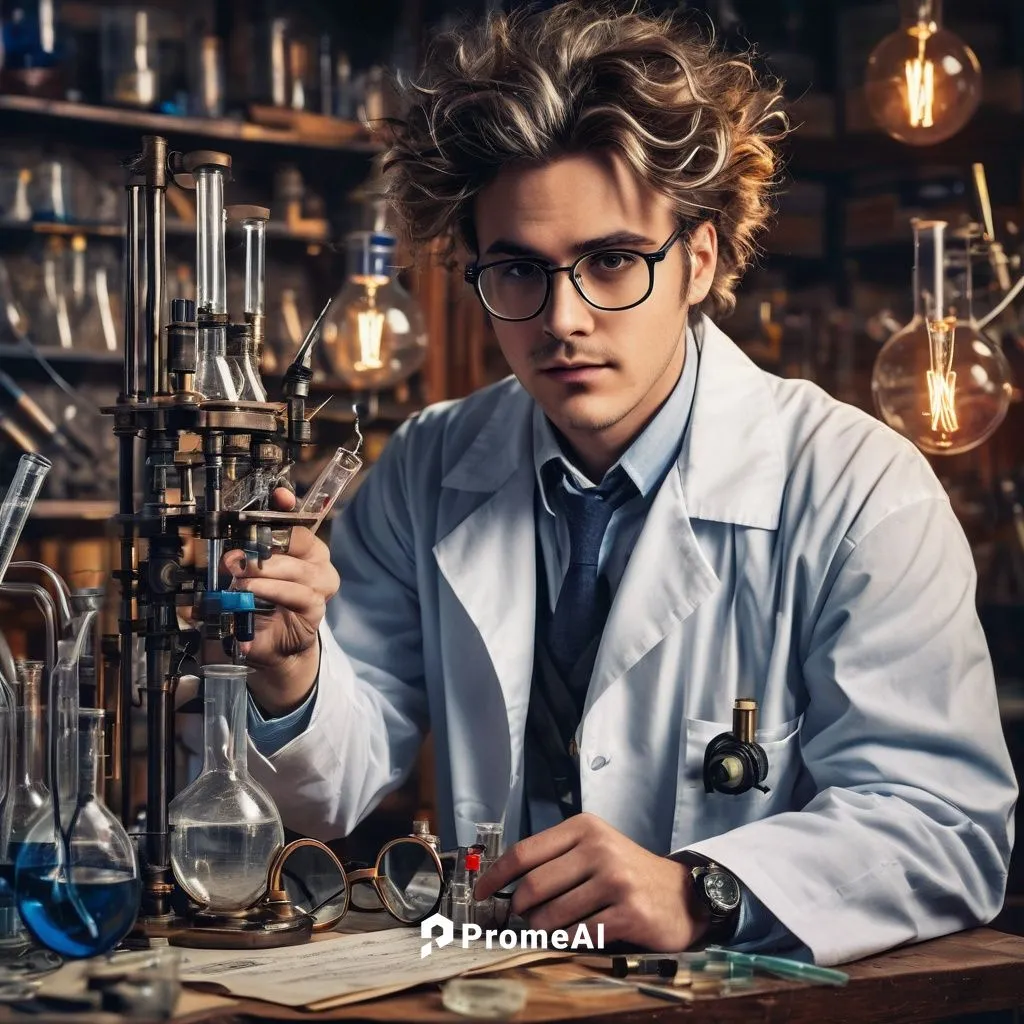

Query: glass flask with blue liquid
[15,703,141,959]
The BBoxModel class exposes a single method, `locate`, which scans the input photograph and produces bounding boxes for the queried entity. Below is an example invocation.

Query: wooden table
[167,927,1024,1024]
[4,928,1022,1024]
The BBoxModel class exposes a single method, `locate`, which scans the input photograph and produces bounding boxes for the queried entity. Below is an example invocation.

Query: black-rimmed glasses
[465,226,685,322]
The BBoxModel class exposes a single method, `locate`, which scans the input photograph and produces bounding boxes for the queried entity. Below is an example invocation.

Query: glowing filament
[926,318,959,442]
[354,308,386,371]
[905,30,935,128]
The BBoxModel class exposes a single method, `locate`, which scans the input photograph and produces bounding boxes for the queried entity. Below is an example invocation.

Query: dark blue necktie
[547,467,635,679]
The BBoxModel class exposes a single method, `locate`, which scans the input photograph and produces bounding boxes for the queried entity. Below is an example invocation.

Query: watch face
[703,869,741,914]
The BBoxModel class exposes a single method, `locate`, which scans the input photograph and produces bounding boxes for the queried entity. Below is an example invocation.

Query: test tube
[299,447,363,531]
[241,209,267,322]
[0,454,51,586]
[194,162,228,317]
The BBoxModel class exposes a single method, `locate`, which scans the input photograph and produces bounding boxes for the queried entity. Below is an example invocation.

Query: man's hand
[220,487,340,715]
[473,813,709,951]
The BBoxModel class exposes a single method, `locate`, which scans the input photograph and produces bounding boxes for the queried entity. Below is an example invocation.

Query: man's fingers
[271,486,296,511]
[233,577,325,619]
[506,850,591,918]
[283,526,330,561]
[474,821,580,900]
[524,877,611,934]
[228,551,337,591]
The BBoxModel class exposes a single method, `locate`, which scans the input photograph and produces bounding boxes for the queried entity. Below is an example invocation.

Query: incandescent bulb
[320,231,428,389]
[865,0,981,145]
[871,219,1012,455]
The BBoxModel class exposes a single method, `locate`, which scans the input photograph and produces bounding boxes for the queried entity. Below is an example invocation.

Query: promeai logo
[419,913,604,958]
[420,913,455,958]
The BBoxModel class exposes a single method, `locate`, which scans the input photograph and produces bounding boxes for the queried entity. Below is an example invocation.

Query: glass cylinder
[168,666,284,913]
[320,232,428,389]
[15,709,141,958]
[101,8,159,110]
[872,220,1013,455]
[243,218,266,318]
[195,166,227,317]
[0,454,51,586]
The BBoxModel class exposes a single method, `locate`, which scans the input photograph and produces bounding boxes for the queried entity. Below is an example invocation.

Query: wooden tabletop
[167,927,1024,1024]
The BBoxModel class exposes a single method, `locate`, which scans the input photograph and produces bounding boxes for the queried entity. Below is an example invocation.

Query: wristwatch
[688,861,742,925]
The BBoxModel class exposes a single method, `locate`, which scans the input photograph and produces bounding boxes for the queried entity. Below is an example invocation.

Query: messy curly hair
[383,1,788,318]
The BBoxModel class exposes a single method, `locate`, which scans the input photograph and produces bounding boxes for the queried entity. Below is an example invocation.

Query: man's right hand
[220,487,340,715]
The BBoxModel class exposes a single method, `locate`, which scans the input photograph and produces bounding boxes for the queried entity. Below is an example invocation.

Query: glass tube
[0,454,52,587]
[242,216,266,318]
[298,447,363,531]
[195,166,227,317]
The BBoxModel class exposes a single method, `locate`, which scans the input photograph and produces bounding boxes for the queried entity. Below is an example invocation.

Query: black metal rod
[123,184,143,401]
[145,643,170,875]
[118,433,135,826]
[143,136,168,398]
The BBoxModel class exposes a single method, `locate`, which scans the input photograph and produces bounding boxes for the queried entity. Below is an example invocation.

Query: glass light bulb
[871,219,1012,454]
[865,0,981,145]
[872,318,1011,454]
[320,232,428,389]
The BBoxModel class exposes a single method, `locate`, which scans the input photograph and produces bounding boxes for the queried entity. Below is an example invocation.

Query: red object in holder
[465,852,482,872]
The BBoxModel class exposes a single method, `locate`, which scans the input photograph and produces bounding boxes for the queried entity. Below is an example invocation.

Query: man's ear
[684,222,718,306]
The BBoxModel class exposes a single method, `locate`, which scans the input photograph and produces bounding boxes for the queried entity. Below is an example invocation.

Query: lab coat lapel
[585,316,785,716]
[433,386,537,833]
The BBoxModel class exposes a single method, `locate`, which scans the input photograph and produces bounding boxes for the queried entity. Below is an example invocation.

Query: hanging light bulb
[865,0,981,145]
[871,219,1012,455]
[320,231,428,389]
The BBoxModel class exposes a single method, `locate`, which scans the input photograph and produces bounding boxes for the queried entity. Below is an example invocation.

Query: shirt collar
[532,326,699,514]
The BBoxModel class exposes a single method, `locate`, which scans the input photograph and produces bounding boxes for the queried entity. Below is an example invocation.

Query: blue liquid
[15,845,140,958]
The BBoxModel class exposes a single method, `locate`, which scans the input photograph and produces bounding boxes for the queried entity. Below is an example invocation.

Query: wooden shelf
[0,219,330,245]
[28,500,118,520]
[0,94,381,154]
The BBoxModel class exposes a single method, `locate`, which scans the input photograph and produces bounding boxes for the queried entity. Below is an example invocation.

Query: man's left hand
[472,812,709,950]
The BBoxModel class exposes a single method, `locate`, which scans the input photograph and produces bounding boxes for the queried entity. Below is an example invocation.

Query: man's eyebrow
[483,231,658,260]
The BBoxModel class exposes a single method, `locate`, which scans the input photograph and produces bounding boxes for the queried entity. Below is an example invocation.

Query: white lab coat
[250,315,1017,965]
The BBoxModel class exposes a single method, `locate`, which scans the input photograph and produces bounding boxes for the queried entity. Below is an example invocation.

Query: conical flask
[169,665,284,913]
[15,707,141,958]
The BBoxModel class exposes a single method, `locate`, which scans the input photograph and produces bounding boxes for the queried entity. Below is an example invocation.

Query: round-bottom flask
[15,709,141,959]
[169,666,284,914]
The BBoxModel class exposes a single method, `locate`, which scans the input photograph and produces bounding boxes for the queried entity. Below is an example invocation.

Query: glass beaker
[15,709,141,959]
[0,661,49,948]
[168,666,284,914]
[226,324,266,403]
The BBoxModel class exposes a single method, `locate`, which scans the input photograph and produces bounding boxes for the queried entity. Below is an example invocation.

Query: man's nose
[543,271,594,339]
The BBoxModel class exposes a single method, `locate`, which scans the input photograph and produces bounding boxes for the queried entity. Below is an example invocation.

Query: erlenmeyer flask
[195,324,239,401]
[169,666,284,913]
[0,661,49,949]
[15,708,141,958]
[226,323,266,402]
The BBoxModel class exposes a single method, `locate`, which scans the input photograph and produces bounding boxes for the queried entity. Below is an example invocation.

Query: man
[225,2,1016,965]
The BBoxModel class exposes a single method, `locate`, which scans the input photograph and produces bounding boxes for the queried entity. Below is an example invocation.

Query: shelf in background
[0,94,381,154]
[0,219,330,245]
[28,500,117,520]
[0,344,122,366]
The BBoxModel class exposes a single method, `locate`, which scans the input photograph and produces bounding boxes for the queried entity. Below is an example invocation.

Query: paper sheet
[179,924,565,1010]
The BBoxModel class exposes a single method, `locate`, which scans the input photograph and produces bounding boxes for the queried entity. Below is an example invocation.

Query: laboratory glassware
[320,231,428,389]
[0,662,49,948]
[192,155,237,401]
[0,454,52,586]
[168,665,284,914]
[226,324,266,402]
[871,219,1012,455]
[15,708,141,958]
[865,0,981,146]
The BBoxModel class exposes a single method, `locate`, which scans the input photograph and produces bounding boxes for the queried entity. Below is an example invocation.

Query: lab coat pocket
[675,715,804,845]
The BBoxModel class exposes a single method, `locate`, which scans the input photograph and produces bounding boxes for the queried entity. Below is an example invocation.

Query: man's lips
[538,363,609,382]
